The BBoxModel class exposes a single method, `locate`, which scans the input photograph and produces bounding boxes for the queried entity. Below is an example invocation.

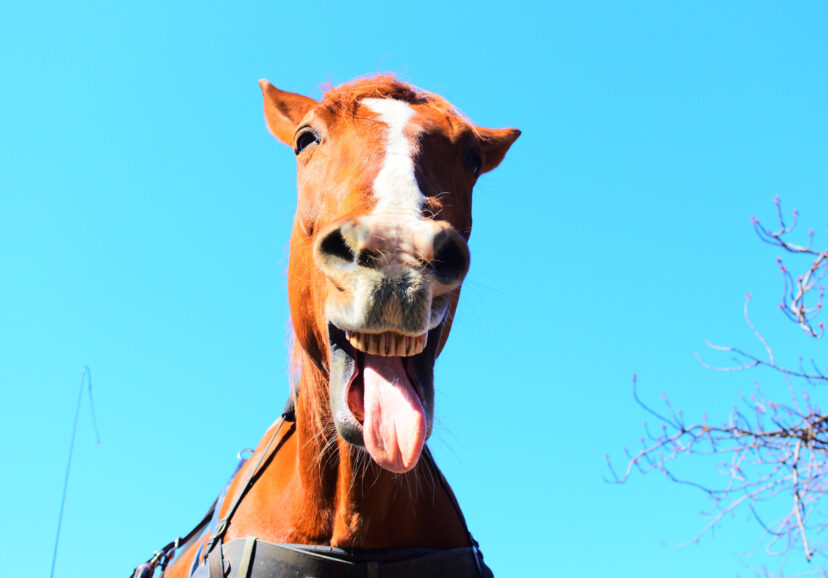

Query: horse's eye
[464,152,482,177]
[295,129,320,154]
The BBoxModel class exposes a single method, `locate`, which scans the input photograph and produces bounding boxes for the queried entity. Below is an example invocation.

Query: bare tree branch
[752,196,827,338]
[610,200,828,575]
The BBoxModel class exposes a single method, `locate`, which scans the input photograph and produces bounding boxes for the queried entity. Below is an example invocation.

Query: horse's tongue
[362,353,426,473]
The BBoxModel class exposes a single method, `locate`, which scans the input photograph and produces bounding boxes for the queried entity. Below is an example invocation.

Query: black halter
[131,397,493,577]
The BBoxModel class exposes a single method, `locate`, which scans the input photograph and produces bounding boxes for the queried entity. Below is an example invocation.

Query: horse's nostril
[357,249,379,269]
[430,230,470,284]
[319,228,356,265]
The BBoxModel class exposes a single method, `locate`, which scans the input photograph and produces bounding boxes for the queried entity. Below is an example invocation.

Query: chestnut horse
[135,76,519,578]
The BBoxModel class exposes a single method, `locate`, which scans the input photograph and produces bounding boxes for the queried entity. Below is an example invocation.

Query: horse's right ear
[259,80,318,146]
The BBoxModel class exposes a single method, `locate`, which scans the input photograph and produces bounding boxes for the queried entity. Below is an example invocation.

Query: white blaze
[361,98,424,216]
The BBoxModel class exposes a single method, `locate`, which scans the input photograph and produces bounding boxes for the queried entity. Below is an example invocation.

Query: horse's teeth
[344,330,427,357]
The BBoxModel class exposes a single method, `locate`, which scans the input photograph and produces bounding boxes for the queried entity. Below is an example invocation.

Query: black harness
[131,399,493,578]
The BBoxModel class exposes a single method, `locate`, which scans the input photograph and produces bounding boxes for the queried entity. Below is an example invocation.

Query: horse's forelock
[320,75,466,123]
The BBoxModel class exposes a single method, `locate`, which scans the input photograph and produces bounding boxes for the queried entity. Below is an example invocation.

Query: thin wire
[85,367,101,445]
[50,366,100,578]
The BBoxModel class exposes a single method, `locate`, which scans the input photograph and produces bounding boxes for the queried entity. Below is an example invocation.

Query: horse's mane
[286,326,322,425]
[321,75,465,121]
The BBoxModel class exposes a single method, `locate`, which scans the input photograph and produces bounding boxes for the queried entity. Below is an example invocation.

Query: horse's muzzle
[314,215,470,336]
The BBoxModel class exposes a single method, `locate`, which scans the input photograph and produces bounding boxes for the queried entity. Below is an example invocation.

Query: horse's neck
[286,357,472,549]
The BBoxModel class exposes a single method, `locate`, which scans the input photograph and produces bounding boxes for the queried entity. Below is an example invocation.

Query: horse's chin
[327,322,441,473]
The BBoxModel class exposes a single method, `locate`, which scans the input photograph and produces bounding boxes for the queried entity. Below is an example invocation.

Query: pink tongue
[362,354,426,473]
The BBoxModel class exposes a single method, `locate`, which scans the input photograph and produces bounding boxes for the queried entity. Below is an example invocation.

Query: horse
[133,76,519,578]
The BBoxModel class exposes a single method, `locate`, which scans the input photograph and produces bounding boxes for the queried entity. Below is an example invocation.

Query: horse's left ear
[477,127,521,174]
[259,79,319,146]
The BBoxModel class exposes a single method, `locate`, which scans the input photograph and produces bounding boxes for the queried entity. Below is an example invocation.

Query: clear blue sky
[2,2,827,576]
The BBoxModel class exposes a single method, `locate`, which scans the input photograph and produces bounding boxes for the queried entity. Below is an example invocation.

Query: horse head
[260,76,519,474]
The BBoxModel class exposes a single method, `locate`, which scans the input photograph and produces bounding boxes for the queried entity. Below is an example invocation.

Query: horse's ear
[259,80,318,146]
[477,127,521,174]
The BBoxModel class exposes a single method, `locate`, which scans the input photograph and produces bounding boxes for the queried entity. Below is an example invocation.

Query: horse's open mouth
[344,330,428,425]
[328,323,441,473]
